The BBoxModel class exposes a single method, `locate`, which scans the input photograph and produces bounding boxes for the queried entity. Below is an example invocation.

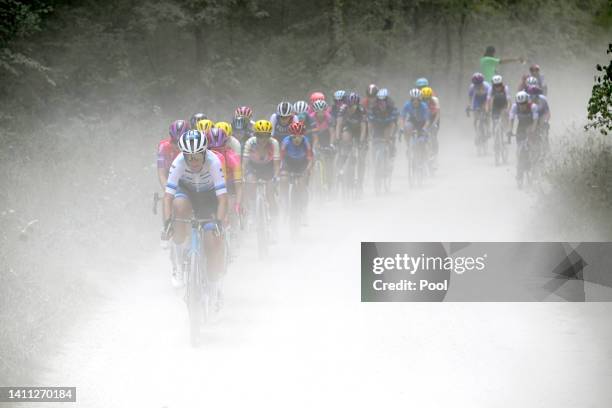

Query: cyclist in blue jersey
[402,88,430,140]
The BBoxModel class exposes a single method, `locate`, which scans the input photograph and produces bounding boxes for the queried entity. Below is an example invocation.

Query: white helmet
[276,101,293,117]
[334,90,346,101]
[515,91,529,104]
[376,88,389,100]
[526,76,538,86]
[293,100,309,115]
[409,88,421,99]
[312,99,328,112]
[492,75,503,85]
[179,130,208,154]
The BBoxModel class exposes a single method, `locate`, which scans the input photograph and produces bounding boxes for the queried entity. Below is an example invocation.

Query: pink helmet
[234,106,253,119]
[309,92,326,104]
[207,127,228,148]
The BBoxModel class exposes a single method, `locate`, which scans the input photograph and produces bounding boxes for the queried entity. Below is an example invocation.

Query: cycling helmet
[366,84,379,97]
[169,119,189,142]
[276,101,293,117]
[529,64,540,72]
[312,99,328,112]
[196,119,214,134]
[515,91,529,104]
[208,127,228,148]
[526,85,542,96]
[409,88,422,99]
[471,72,484,85]
[233,116,248,130]
[492,75,503,85]
[347,92,360,106]
[190,113,207,129]
[415,78,429,88]
[253,119,273,134]
[293,100,309,115]
[309,92,326,104]
[179,130,208,154]
[234,106,253,119]
[420,87,433,99]
[289,121,306,136]
[526,76,538,86]
[216,121,233,137]
[334,90,346,101]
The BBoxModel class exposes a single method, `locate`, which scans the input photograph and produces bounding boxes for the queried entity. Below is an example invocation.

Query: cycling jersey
[424,97,440,116]
[281,136,313,174]
[243,136,280,164]
[509,103,539,140]
[401,101,430,128]
[487,84,510,114]
[157,138,180,171]
[531,95,550,117]
[308,110,333,146]
[270,113,298,141]
[166,151,226,197]
[227,136,242,157]
[211,147,242,187]
[469,82,492,110]
[368,99,399,132]
[337,104,367,134]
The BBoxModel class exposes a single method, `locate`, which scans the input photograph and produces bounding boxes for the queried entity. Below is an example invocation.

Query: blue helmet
[415,78,429,88]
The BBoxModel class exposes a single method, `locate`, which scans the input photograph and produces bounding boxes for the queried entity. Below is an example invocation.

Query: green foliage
[586,44,612,135]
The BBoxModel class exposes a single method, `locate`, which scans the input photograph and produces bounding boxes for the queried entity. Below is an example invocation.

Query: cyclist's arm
[271,139,281,178]
[210,155,228,223]
[158,168,169,190]
[163,160,183,223]
[335,115,344,141]
[360,120,367,143]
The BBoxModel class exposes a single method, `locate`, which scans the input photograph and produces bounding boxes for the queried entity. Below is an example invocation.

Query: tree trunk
[456,5,467,103]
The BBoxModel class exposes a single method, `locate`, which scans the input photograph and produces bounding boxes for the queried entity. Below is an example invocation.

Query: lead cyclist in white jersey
[162,130,228,297]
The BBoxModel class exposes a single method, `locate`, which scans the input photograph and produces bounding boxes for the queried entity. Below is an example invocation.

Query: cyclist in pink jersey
[158,119,189,189]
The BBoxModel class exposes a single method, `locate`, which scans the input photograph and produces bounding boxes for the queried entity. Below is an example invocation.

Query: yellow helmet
[421,87,433,99]
[196,119,214,134]
[253,119,273,134]
[216,121,233,137]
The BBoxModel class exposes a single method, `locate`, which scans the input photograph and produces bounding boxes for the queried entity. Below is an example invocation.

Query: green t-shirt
[480,56,500,83]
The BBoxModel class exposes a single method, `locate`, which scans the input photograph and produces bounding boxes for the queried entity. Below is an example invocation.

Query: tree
[586,43,612,135]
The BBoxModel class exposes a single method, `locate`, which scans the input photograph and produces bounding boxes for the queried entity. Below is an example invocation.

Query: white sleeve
[165,155,184,196]
[209,152,227,196]
[270,114,278,136]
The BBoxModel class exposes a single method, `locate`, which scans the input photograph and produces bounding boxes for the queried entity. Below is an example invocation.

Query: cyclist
[517,75,539,93]
[479,45,524,83]
[420,86,440,161]
[293,100,315,143]
[190,112,208,130]
[309,98,336,192]
[331,89,347,124]
[368,88,399,157]
[242,119,281,222]
[335,92,368,196]
[162,130,227,294]
[526,85,551,150]
[280,121,314,222]
[215,121,242,158]
[233,106,254,150]
[270,101,297,146]
[158,119,189,189]
[208,127,243,220]
[519,64,547,95]
[363,83,379,112]
[467,72,491,144]
[402,88,430,139]
[486,74,511,134]
[509,91,539,186]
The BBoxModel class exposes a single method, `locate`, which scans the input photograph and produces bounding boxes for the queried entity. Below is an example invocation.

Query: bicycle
[514,131,542,189]
[337,139,359,201]
[249,179,273,259]
[491,114,509,166]
[468,108,489,156]
[311,145,335,202]
[372,138,392,194]
[407,129,429,188]
[286,171,307,238]
[170,216,222,346]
